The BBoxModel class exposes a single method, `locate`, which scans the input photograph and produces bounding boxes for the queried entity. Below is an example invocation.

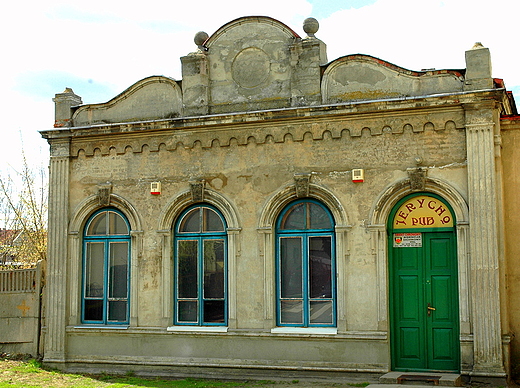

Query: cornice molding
[70,115,465,157]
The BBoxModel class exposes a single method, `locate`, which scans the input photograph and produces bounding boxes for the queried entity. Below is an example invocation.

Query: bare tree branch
[0,146,47,268]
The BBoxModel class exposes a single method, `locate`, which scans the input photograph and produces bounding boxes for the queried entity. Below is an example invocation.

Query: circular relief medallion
[232,47,270,88]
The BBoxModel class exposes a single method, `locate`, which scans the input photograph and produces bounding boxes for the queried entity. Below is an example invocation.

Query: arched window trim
[176,204,227,235]
[173,203,228,327]
[276,199,335,232]
[82,207,131,325]
[257,182,349,333]
[158,189,239,331]
[275,199,337,328]
[68,194,141,327]
[85,207,131,236]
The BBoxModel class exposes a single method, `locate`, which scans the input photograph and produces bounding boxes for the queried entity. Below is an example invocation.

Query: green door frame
[388,192,460,372]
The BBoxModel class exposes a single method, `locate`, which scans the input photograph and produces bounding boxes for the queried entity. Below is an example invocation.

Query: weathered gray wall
[58,99,468,371]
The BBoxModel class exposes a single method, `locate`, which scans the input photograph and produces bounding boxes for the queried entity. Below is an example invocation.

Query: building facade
[41,16,518,380]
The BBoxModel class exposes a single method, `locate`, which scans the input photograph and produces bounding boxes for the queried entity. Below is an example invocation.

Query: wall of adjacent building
[500,116,520,377]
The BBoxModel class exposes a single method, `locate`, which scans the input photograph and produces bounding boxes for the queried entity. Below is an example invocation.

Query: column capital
[49,138,71,158]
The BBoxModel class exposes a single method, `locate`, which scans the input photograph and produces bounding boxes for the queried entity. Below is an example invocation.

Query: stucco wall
[500,117,520,376]
[60,102,468,370]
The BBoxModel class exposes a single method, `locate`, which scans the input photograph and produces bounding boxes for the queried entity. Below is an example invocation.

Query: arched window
[82,208,130,324]
[276,200,336,327]
[174,204,227,326]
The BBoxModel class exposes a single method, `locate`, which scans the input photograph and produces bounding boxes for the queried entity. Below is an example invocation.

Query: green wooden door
[390,231,460,372]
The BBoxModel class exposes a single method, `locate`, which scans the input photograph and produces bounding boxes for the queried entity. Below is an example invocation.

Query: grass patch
[0,356,369,387]
[0,359,256,388]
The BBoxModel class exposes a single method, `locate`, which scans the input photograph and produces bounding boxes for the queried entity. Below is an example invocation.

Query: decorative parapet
[322,55,464,104]
[71,76,183,127]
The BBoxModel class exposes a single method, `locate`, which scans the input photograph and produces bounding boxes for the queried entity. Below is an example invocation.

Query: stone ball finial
[303,17,319,37]
[194,31,209,50]
[472,42,484,50]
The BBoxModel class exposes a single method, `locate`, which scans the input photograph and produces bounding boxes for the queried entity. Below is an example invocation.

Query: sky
[1,0,519,175]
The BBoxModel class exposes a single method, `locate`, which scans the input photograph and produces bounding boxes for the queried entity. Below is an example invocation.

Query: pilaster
[368,224,388,332]
[335,225,352,333]
[43,138,70,362]
[258,226,275,329]
[129,230,143,328]
[226,227,241,330]
[464,102,505,376]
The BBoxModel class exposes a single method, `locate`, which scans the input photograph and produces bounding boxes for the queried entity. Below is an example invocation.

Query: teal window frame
[275,199,336,327]
[174,204,228,326]
[82,208,131,325]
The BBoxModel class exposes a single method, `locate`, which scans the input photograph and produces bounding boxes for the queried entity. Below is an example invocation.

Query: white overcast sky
[1,0,518,174]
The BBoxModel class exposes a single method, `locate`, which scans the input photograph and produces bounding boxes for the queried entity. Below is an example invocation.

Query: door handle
[427,303,436,316]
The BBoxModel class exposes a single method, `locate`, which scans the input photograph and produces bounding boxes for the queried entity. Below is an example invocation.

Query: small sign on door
[393,233,422,248]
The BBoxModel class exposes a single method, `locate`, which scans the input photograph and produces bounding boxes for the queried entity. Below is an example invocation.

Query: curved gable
[322,55,464,104]
[206,16,299,46]
[204,16,301,114]
[73,76,182,126]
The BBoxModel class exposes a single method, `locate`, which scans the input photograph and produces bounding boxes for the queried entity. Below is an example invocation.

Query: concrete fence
[0,262,44,356]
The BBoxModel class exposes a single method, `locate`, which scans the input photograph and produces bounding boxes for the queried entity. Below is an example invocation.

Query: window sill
[167,326,228,333]
[73,325,129,330]
[270,327,337,335]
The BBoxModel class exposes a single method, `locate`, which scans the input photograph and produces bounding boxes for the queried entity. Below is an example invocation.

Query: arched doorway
[388,193,460,372]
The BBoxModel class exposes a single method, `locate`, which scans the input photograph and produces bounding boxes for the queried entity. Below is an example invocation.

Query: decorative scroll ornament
[190,180,205,202]
[97,182,112,206]
[294,173,311,198]
[407,167,427,191]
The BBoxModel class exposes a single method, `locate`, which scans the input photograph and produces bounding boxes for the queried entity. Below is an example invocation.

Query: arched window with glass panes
[174,204,227,326]
[276,199,336,327]
[82,208,131,324]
